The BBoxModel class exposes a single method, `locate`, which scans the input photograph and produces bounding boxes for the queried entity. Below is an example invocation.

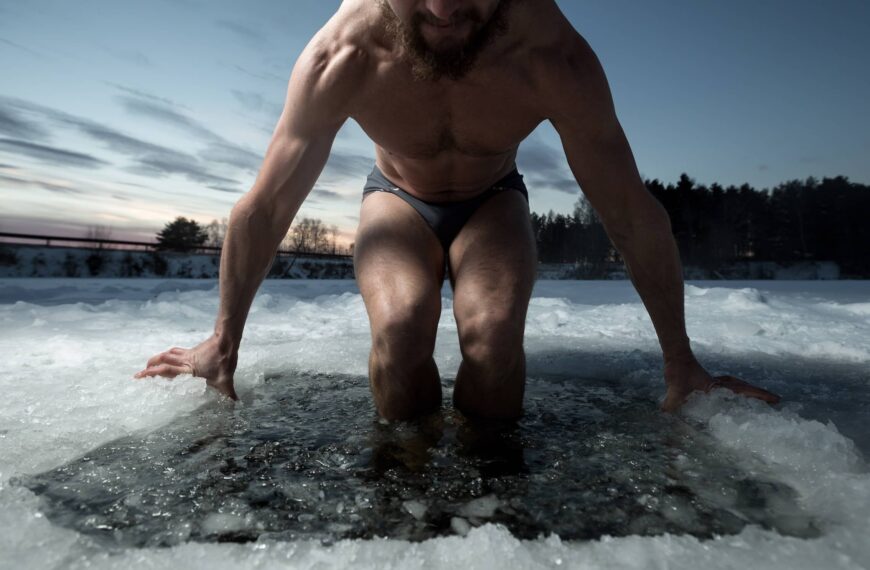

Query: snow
[0,245,353,279]
[0,278,868,569]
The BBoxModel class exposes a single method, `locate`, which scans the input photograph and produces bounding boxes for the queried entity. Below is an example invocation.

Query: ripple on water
[20,372,819,547]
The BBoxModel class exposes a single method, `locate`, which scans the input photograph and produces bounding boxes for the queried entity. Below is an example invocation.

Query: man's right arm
[135,31,365,398]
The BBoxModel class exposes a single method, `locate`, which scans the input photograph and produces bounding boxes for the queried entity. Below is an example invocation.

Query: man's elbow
[606,199,673,251]
[229,196,285,244]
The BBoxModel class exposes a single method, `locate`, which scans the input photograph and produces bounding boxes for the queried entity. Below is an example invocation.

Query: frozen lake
[1,279,868,568]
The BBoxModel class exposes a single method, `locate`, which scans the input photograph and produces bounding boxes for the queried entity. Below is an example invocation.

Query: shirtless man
[136,0,780,420]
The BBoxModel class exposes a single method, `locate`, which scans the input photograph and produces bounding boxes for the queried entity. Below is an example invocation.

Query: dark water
[21,372,819,547]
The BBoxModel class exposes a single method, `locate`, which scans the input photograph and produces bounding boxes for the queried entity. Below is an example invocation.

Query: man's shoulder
[517,1,599,82]
[515,2,609,120]
[291,1,381,100]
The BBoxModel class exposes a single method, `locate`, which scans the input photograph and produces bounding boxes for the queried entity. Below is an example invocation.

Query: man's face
[379,0,512,81]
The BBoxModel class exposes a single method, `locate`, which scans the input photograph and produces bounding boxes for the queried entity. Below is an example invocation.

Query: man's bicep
[247,38,355,221]
[274,36,351,140]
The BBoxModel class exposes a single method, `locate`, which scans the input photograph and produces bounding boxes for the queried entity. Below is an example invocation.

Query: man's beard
[379,0,514,81]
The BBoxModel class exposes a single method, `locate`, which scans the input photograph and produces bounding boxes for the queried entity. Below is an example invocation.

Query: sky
[1,0,868,245]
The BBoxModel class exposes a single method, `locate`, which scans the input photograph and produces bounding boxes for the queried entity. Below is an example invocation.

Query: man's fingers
[711,375,781,405]
[160,353,187,367]
[663,374,781,414]
[145,353,164,368]
[134,363,191,379]
[145,349,190,369]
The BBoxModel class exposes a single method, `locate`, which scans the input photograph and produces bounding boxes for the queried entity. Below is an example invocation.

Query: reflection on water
[21,372,819,547]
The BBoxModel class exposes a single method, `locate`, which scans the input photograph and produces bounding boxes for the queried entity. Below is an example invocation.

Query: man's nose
[424,0,462,22]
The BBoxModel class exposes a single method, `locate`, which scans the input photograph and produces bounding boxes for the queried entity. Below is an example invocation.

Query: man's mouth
[424,19,457,30]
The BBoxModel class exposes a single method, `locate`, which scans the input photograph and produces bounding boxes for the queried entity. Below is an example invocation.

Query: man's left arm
[540,32,780,411]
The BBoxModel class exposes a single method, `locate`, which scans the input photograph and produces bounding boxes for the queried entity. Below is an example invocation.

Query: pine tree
[155,217,208,252]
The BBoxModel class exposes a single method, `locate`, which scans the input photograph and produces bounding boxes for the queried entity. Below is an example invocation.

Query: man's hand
[134,335,238,400]
[662,356,780,413]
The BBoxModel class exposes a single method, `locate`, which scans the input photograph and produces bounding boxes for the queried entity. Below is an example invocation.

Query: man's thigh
[448,189,538,337]
[354,191,447,335]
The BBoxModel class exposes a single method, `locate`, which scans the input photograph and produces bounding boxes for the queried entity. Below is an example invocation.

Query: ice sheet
[1,279,868,569]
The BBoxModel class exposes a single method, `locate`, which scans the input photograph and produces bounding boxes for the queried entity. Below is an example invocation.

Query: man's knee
[453,303,527,419]
[367,297,443,421]
[457,306,525,365]
[371,297,440,363]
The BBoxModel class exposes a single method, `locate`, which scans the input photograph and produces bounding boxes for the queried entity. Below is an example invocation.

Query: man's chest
[351,67,544,160]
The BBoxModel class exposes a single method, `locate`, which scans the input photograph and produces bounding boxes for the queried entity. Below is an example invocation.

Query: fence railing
[0,232,353,259]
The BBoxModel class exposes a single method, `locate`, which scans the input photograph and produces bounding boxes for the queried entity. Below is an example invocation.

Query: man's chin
[420,21,474,48]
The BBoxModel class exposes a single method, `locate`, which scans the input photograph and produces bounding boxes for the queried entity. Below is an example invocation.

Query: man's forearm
[611,209,693,362]
[212,197,288,353]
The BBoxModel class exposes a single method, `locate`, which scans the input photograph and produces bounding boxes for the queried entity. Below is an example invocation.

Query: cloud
[103,83,186,109]
[0,94,370,196]
[0,37,48,60]
[322,151,374,182]
[0,95,245,187]
[206,185,244,194]
[225,62,285,84]
[116,95,224,142]
[311,188,343,200]
[0,172,27,184]
[130,154,239,186]
[1,95,162,156]
[37,181,86,194]
[231,89,284,119]
[197,141,262,174]
[0,137,110,169]
[0,106,51,140]
[215,20,269,49]
[111,48,152,67]
[112,87,265,175]
[517,139,564,172]
[0,172,85,194]
[114,180,150,189]
[516,139,578,195]
[71,120,241,186]
[261,55,293,75]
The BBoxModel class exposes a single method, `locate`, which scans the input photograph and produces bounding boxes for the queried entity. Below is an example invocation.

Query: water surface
[23,372,818,547]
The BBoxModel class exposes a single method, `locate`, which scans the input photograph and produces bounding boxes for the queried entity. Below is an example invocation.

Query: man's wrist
[662,339,695,365]
[212,328,240,355]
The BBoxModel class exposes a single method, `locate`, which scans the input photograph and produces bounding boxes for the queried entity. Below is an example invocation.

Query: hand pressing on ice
[134,335,238,400]
[661,355,780,413]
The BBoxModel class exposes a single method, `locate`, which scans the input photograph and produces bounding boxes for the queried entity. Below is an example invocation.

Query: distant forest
[532,174,870,277]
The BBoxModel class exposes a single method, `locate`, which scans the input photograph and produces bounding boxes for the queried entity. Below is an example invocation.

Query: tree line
[155,216,350,256]
[147,172,869,275]
[533,174,870,277]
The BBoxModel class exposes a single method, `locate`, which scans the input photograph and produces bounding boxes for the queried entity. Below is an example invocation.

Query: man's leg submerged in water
[447,189,537,420]
[354,185,536,421]
[354,190,446,421]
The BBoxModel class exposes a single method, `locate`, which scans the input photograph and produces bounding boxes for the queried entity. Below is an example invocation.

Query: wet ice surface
[23,372,818,548]
[1,279,869,569]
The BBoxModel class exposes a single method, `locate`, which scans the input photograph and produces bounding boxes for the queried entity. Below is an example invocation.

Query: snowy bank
[0,244,846,280]
[0,244,354,279]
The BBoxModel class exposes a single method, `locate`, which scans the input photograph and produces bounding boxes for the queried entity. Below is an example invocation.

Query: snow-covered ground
[0,278,868,569]
[0,244,843,280]
[0,245,354,279]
